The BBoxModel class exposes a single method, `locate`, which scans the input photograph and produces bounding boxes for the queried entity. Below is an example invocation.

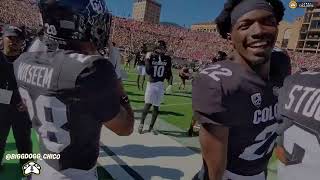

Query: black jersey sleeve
[76,59,120,123]
[192,73,231,126]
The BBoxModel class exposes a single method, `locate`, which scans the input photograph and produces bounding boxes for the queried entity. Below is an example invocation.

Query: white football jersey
[277,71,320,180]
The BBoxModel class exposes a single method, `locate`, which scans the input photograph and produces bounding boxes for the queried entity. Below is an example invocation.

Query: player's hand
[104,105,134,136]
[275,146,288,165]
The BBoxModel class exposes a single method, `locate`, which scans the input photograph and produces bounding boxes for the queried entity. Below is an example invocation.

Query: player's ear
[226,33,234,48]
[226,33,231,41]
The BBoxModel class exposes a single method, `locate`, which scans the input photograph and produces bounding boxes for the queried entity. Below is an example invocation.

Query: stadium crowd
[112,17,231,61]
[0,0,319,72]
[288,51,320,72]
[0,0,39,29]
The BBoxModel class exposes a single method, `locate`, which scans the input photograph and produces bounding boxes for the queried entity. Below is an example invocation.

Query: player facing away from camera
[13,0,134,179]
[276,71,320,180]
[138,40,172,134]
[192,0,288,180]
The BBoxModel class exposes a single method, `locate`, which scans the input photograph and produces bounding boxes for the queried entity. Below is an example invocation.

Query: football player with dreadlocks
[192,0,288,179]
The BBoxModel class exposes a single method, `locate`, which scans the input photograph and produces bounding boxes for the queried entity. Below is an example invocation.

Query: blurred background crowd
[0,0,318,73]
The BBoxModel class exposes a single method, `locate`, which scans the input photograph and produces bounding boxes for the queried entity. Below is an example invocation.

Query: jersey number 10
[153,66,165,78]
[19,87,70,153]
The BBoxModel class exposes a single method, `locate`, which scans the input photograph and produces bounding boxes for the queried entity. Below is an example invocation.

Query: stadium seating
[0,0,319,72]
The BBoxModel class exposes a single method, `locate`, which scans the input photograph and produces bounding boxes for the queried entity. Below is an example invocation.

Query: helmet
[38,0,112,50]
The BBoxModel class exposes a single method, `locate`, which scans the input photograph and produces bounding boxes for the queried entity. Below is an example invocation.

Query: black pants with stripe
[0,106,32,166]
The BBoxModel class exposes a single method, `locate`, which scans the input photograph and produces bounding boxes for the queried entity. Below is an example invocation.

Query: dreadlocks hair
[215,0,285,39]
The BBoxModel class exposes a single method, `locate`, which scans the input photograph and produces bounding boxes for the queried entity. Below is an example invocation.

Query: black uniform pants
[0,107,32,166]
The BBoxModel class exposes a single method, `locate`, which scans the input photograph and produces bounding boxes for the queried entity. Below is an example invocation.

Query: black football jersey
[135,52,145,66]
[192,59,284,176]
[278,71,320,170]
[13,50,120,171]
[145,52,172,83]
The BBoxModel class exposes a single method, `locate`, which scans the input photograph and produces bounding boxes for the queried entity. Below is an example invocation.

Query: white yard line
[160,102,192,107]
[135,102,192,110]
[98,122,202,180]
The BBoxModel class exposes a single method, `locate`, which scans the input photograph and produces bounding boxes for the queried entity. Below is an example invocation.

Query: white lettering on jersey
[284,125,320,165]
[17,63,53,89]
[285,85,303,110]
[44,23,57,36]
[200,64,232,81]
[285,85,320,121]
[19,88,70,153]
[151,61,167,66]
[239,123,278,161]
[253,103,279,125]
[153,66,165,78]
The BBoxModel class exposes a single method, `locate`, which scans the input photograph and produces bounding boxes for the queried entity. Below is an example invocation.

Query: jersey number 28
[19,87,70,153]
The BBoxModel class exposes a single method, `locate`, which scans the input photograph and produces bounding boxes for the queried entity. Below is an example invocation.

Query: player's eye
[238,22,251,30]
